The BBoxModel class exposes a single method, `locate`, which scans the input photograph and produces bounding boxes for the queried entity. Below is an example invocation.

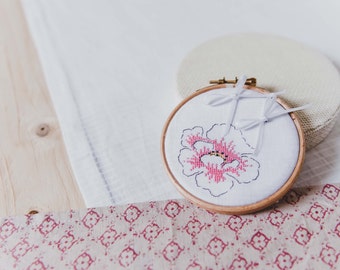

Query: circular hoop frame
[161,84,305,215]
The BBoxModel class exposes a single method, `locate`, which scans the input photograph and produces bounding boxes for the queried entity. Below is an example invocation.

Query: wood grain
[0,0,85,216]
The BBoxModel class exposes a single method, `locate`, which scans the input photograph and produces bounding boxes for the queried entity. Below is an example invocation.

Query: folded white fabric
[22,0,340,207]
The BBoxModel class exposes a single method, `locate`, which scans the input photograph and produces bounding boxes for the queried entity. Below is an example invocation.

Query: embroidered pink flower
[275,251,295,270]
[179,125,260,196]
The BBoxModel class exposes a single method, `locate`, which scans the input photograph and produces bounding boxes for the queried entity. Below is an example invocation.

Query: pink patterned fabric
[1,183,340,269]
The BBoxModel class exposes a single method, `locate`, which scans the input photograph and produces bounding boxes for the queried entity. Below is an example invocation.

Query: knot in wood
[28,210,39,215]
[36,124,50,137]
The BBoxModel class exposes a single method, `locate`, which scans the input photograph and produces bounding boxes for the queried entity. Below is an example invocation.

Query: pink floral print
[0,184,340,269]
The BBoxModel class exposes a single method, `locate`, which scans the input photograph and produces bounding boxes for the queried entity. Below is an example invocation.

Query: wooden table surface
[0,0,85,216]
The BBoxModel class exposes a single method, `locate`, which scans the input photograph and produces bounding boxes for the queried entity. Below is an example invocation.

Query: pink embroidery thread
[179,125,260,197]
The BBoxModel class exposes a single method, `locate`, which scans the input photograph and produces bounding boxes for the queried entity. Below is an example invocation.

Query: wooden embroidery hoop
[161,79,305,215]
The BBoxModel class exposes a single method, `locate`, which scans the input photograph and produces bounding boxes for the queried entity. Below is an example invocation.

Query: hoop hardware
[210,77,257,87]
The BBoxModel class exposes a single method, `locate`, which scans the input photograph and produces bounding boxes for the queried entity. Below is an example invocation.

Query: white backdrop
[21,0,340,207]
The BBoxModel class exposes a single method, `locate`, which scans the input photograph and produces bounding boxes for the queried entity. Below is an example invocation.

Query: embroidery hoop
[161,81,305,215]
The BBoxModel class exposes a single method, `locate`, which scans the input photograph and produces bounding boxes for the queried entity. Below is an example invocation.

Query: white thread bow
[207,75,262,135]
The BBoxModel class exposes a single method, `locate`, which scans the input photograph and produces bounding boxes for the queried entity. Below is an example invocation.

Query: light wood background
[0,0,85,216]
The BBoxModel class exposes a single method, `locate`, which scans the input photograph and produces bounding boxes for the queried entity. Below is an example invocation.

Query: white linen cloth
[21,0,340,207]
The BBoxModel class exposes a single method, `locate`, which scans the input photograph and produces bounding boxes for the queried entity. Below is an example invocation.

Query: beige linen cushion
[177,33,340,150]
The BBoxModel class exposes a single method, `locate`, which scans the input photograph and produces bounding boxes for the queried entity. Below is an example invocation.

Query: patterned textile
[1,184,340,269]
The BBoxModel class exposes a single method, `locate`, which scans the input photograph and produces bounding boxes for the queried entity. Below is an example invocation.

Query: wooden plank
[0,0,85,216]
